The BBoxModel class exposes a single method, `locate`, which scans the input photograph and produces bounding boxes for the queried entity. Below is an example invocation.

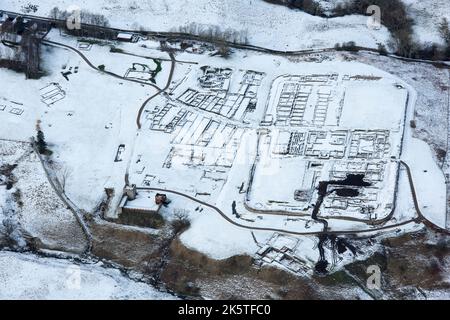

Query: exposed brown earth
[89,218,170,269]
[86,218,450,300]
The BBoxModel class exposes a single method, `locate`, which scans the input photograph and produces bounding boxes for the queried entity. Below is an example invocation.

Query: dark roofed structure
[0,14,51,78]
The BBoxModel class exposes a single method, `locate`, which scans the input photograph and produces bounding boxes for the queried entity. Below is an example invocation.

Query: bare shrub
[217,45,232,58]
[171,211,191,234]
[49,6,110,27]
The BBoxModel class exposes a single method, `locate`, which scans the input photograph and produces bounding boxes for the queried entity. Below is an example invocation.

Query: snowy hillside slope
[403,0,450,45]
[265,0,450,46]
[2,1,449,48]
[0,0,390,50]
[0,251,175,300]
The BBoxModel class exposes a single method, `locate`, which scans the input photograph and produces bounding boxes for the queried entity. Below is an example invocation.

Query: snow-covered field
[0,251,175,300]
[350,52,449,229]
[1,0,390,50]
[403,0,450,45]
[353,52,449,161]
[0,32,162,212]
[2,27,445,275]
[0,140,87,252]
[2,0,450,49]
[1,0,448,288]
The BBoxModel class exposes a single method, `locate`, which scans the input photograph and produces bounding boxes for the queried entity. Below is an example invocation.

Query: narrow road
[137,160,450,237]
[138,186,417,237]
[110,48,198,65]
[125,51,177,184]
[31,139,93,254]
[3,10,448,69]
[401,161,450,235]
[136,52,176,129]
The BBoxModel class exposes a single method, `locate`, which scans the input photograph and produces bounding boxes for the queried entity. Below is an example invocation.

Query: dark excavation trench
[312,174,371,274]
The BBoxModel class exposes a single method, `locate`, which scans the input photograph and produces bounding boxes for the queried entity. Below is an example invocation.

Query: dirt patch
[115,210,165,229]
[76,215,450,299]
[160,238,365,299]
[89,218,171,270]
[341,230,450,298]
[86,216,382,299]
[381,230,450,291]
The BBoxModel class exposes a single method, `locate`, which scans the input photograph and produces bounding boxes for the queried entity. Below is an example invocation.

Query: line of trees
[333,0,415,58]
[49,7,110,27]
[263,0,325,16]
[265,0,449,60]
[176,23,248,45]
[48,7,115,39]
[44,2,449,60]
[332,0,445,59]
[438,18,450,58]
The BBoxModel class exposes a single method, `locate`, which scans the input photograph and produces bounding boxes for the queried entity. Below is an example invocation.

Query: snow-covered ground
[353,52,448,161]
[352,52,449,228]
[0,140,87,252]
[1,0,390,50]
[0,251,175,300]
[424,289,450,300]
[2,28,443,274]
[391,71,447,228]
[1,8,448,282]
[0,32,161,212]
[403,137,447,228]
[403,0,450,46]
[3,0,450,50]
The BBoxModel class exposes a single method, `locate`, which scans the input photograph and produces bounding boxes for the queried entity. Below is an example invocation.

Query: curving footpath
[42,39,176,130]
[136,52,176,129]
[401,161,450,235]
[138,187,418,237]
[31,139,93,254]
[136,160,450,237]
